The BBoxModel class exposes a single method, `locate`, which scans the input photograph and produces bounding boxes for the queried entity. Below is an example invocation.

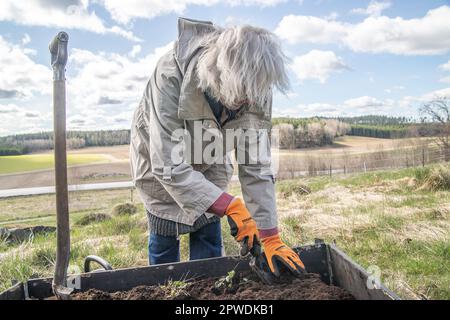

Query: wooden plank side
[0,282,24,300]
[295,243,332,284]
[329,245,400,300]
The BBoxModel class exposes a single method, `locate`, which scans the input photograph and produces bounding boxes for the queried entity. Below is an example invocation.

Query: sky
[1,0,450,136]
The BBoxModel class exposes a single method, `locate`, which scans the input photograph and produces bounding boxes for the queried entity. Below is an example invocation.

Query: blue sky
[1,0,450,135]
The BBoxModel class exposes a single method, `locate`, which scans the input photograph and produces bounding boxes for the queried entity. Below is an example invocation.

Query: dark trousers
[148,220,222,265]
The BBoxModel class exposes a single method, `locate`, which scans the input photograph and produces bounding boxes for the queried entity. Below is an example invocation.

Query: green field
[0,153,108,175]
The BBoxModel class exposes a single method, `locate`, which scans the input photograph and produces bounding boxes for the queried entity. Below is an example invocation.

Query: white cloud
[273,103,339,118]
[0,0,141,41]
[395,87,450,110]
[224,15,252,26]
[384,85,405,93]
[290,50,349,83]
[101,0,286,25]
[275,15,348,45]
[0,36,52,98]
[344,96,385,109]
[275,5,450,55]
[324,12,339,21]
[21,33,31,45]
[421,87,450,100]
[66,42,174,130]
[350,1,391,17]
[438,60,450,83]
[273,94,408,118]
[0,103,50,135]
[228,0,286,5]
[439,60,450,71]
[274,98,395,117]
[129,45,142,58]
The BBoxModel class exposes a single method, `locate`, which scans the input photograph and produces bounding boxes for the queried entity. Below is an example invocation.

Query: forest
[0,116,443,155]
[0,130,130,155]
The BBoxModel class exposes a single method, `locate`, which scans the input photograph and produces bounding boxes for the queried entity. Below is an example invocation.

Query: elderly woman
[130,17,304,277]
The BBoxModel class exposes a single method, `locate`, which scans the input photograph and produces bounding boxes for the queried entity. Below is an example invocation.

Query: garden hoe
[49,31,73,300]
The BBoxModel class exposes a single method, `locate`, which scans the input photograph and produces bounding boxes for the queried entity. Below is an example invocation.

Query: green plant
[277,181,311,198]
[214,270,236,290]
[160,280,189,299]
[75,213,112,226]
[111,202,138,216]
[30,245,56,268]
[0,253,35,291]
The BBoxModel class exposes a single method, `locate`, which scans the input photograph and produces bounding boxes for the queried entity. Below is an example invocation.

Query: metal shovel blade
[249,253,278,285]
[52,285,73,300]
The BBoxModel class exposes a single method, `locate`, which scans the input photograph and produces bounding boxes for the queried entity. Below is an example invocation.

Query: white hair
[196,25,289,110]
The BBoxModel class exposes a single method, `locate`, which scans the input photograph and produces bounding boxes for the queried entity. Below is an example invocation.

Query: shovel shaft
[52,79,70,290]
[50,32,72,299]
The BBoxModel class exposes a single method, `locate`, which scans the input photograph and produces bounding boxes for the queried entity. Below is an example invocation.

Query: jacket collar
[177,51,216,122]
[174,17,216,76]
[175,17,219,122]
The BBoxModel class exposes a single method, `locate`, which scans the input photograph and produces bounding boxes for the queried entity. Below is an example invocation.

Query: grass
[74,213,112,226]
[0,153,108,174]
[277,163,450,300]
[0,188,135,226]
[111,202,138,216]
[0,163,449,299]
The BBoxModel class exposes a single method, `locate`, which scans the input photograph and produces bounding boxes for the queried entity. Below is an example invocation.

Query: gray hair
[197,25,289,110]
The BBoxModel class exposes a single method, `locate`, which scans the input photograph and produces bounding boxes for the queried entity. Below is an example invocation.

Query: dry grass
[111,202,138,216]
[75,213,112,226]
[394,221,450,242]
[276,165,450,300]
[416,165,450,191]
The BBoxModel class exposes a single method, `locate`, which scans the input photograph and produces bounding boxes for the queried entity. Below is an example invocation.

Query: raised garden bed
[0,241,400,300]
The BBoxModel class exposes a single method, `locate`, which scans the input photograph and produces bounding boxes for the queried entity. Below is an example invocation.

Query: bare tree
[273,123,295,149]
[420,97,450,161]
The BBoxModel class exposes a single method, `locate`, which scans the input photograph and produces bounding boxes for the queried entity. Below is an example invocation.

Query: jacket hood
[174,17,218,75]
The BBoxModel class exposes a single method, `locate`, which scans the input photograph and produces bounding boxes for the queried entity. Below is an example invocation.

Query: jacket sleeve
[146,53,223,217]
[237,123,278,230]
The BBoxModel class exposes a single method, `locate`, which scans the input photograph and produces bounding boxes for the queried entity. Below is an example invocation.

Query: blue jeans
[148,220,222,265]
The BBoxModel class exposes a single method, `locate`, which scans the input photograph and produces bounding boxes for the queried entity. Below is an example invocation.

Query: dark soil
[71,271,353,300]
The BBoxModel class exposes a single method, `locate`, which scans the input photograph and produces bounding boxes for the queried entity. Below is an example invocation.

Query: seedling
[214,270,236,290]
[160,280,189,299]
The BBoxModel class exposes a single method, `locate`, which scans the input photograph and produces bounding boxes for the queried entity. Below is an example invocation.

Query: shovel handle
[84,255,113,273]
[49,32,69,80]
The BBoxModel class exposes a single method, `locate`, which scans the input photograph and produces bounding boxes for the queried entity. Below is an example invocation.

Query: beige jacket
[130,17,277,229]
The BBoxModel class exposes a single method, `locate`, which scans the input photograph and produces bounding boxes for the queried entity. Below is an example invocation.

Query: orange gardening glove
[261,234,306,277]
[225,198,261,257]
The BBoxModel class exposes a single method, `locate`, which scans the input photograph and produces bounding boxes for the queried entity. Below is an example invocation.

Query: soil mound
[72,272,353,300]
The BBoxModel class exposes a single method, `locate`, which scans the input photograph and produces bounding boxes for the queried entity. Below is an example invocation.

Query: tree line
[273,119,350,149]
[327,115,442,139]
[0,113,447,155]
[0,130,131,155]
